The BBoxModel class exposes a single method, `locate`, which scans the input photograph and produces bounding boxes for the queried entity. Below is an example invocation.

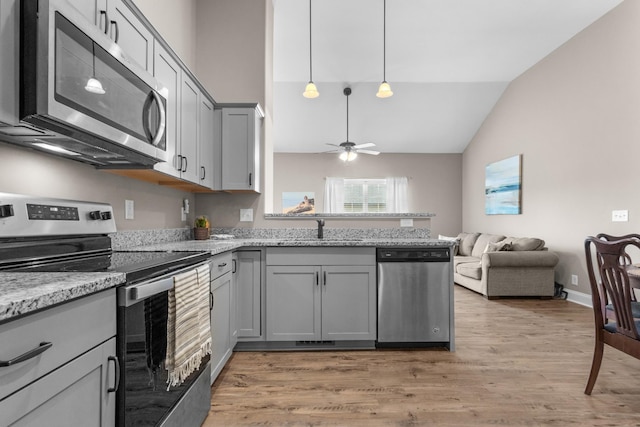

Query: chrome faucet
[316,219,325,239]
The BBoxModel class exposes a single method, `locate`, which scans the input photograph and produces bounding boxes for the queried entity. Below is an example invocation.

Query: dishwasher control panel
[377,248,450,262]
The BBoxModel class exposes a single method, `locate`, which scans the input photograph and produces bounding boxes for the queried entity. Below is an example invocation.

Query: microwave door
[49,11,166,161]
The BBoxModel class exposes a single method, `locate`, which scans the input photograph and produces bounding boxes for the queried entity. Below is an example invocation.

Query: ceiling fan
[325,87,381,161]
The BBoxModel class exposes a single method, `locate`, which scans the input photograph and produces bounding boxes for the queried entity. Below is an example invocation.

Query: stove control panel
[27,204,80,221]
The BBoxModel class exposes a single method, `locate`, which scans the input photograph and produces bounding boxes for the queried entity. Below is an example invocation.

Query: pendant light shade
[339,150,358,162]
[303,0,319,98]
[376,0,393,98]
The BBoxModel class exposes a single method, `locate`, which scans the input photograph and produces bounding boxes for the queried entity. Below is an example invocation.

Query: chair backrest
[596,233,640,267]
[585,236,640,339]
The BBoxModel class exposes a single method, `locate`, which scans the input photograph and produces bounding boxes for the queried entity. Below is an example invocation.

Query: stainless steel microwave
[13,0,167,168]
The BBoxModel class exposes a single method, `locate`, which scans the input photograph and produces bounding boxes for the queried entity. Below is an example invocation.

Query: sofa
[441,232,560,299]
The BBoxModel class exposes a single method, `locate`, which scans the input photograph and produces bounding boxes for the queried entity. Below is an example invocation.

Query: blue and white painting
[485,155,522,215]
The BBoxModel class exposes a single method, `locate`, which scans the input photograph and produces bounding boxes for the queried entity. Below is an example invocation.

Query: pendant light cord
[382,0,386,82]
[346,90,349,142]
[309,0,313,82]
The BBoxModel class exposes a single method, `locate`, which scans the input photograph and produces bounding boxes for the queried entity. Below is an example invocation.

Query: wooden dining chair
[584,236,640,395]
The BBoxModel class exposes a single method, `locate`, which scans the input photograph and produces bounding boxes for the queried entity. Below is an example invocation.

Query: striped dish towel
[165,264,212,388]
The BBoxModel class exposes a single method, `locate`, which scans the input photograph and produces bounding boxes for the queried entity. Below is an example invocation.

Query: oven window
[54,12,165,151]
[119,291,207,426]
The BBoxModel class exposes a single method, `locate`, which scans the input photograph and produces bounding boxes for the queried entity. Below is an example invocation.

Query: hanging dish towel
[165,265,211,388]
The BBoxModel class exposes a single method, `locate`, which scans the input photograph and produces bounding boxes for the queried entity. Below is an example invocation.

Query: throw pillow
[485,241,512,252]
[456,232,480,256]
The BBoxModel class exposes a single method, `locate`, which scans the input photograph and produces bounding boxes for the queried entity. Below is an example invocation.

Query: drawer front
[210,252,232,280]
[0,289,116,400]
[266,247,376,266]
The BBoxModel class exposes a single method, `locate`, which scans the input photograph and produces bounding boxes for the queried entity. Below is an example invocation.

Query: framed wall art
[485,154,522,215]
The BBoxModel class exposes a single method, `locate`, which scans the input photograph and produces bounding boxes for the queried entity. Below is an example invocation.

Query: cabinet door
[210,271,232,384]
[230,253,239,348]
[266,265,320,341]
[153,40,181,178]
[321,266,377,341]
[221,108,260,192]
[198,96,215,189]
[105,0,153,72]
[180,75,200,184]
[65,0,108,31]
[0,338,117,426]
[236,250,262,339]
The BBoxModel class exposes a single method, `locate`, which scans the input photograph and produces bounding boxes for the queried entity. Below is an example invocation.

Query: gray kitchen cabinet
[231,253,239,348]
[0,290,117,426]
[219,105,263,192]
[209,253,233,385]
[67,0,153,72]
[235,250,263,340]
[198,96,215,189]
[179,74,200,184]
[265,248,376,342]
[152,40,181,179]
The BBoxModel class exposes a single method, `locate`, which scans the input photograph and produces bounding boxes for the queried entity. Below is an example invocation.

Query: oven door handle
[129,275,175,302]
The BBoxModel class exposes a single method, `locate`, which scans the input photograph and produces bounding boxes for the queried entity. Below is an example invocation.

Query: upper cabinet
[199,97,215,189]
[67,0,153,72]
[219,105,264,193]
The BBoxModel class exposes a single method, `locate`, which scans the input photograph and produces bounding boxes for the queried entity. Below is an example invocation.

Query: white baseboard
[565,289,592,308]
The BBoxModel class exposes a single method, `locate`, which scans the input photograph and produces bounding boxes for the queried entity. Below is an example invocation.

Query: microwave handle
[143,91,166,147]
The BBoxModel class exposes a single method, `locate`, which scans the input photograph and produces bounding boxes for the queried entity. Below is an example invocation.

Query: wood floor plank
[202,286,640,426]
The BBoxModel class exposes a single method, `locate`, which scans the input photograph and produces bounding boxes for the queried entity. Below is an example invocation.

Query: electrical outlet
[240,209,253,222]
[125,200,134,220]
[612,209,629,222]
[400,218,413,227]
[571,274,578,286]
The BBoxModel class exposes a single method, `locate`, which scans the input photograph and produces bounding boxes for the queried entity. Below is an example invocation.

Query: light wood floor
[203,286,640,426]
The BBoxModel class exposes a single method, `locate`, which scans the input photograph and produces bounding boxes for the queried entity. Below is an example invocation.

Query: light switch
[240,209,253,222]
[612,210,629,222]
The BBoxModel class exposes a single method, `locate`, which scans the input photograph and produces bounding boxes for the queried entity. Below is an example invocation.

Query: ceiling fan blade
[319,149,341,154]
[357,149,380,155]
[353,142,375,149]
[325,143,341,147]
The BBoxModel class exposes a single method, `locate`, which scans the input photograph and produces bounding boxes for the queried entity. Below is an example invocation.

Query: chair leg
[584,338,604,395]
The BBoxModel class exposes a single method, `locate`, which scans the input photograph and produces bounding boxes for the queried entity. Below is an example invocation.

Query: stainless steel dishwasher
[377,247,453,349]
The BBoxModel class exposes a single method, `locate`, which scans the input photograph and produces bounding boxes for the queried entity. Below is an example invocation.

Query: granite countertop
[0,272,126,323]
[0,237,452,324]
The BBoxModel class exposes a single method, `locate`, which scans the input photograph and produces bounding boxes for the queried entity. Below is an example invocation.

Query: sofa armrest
[483,251,559,268]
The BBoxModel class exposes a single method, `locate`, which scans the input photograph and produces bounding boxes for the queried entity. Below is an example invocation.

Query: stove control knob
[0,204,14,218]
[100,211,112,220]
[89,210,101,220]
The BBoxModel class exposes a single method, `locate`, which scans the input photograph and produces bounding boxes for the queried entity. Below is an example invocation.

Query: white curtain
[324,177,345,213]
[386,176,408,213]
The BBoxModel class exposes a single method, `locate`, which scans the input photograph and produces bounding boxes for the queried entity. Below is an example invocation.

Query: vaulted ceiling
[272,0,623,154]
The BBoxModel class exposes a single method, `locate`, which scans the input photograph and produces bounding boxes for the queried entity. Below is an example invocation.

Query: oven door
[21,0,167,164]
[116,262,211,427]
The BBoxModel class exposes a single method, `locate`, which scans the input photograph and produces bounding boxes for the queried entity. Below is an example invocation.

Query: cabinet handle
[218,262,227,268]
[232,259,237,274]
[182,156,188,173]
[110,20,119,43]
[209,291,214,310]
[177,155,183,171]
[249,173,252,187]
[0,342,52,367]
[315,271,319,286]
[201,166,206,180]
[100,10,109,34]
[323,271,327,286]
[107,356,120,393]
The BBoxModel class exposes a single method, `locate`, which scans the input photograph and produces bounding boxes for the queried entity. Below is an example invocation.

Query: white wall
[462,0,640,295]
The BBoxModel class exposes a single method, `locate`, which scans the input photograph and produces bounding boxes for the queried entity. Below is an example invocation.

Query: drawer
[210,252,232,280]
[266,247,375,266]
[0,289,116,400]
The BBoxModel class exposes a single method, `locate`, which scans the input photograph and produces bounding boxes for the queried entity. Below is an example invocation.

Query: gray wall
[462,0,639,296]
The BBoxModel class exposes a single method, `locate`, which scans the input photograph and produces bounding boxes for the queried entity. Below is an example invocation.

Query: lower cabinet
[0,289,117,426]
[209,253,233,384]
[235,250,262,340]
[265,248,376,342]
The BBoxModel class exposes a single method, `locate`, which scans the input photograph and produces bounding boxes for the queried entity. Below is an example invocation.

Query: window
[343,179,387,213]
[324,177,408,213]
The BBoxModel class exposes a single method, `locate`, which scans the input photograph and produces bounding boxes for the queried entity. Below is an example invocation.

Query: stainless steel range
[0,192,211,427]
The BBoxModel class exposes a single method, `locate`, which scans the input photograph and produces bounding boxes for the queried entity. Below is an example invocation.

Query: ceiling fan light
[85,77,105,94]
[303,81,319,98]
[376,81,393,98]
[339,151,357,162]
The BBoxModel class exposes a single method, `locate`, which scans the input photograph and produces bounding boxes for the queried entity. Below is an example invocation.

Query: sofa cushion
[453,256,479,270]
[456,232,480,256]
[502,237,546,251]
[457,261,482,280]
[471,234,506,258]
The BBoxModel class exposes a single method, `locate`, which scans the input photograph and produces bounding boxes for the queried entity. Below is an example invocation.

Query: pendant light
[376,0,393,98]
[85,43,105,95]
[302,0,319,98]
